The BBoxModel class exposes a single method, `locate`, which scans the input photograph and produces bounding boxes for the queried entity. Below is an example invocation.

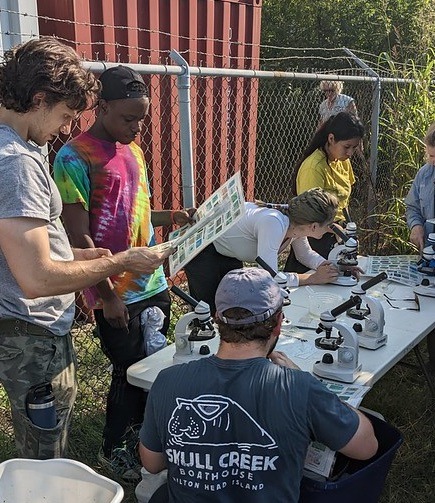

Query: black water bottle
[26,382,57,428]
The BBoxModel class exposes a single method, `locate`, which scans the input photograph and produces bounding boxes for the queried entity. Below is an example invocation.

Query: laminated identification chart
[365,255,422,286]
[154,172,246,277]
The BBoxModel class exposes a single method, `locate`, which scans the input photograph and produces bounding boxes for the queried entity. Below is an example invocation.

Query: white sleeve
[291,237,326,270]
[284,272,300,287]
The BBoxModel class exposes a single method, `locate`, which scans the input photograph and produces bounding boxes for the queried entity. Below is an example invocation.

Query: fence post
[169,49,195,208]
[343,48,380,222]
[0,0,39,55]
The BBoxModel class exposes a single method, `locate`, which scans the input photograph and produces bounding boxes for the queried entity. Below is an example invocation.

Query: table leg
[413,346,435,399]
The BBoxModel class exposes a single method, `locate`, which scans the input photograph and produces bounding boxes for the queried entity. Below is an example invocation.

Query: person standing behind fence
[318,80,358,128]
[139,268,378,503]
[0,38,171,460]
[184,188,340,315]
[405,122,435,376]
[284,112,365,274]
[53,65,194,481]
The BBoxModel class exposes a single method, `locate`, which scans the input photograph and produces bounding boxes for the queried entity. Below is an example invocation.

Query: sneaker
[98,446,142,482]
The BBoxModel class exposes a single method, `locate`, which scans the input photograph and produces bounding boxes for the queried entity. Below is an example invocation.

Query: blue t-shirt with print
[140,355,358,503]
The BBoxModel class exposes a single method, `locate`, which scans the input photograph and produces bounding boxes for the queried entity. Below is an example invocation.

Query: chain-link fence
[0,62,423,457]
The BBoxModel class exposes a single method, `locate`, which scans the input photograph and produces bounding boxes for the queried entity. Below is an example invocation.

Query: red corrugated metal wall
[37,0,262,209]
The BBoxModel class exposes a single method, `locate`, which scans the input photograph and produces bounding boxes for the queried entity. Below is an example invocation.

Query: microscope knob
[366,320,378,332]
[199,345,210,355]
[353,323,363,332]
[321,353,333,364]
[421,278,430,286]
[175,338,188,350]
[341,350,354,363]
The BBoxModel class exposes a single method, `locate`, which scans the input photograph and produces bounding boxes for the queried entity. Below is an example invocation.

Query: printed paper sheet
[364,255,422,286]
[304,382,371,477]
[153,172,246,277]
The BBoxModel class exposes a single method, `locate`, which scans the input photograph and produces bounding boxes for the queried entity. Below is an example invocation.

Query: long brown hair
[294,111,365,172]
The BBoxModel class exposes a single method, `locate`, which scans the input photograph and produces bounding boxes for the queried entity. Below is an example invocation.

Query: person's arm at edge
[409,225,424,252]
[404,174,425,252]
[0,217,171,298]
[62,203,129,327]
[151,209,196,227]
[338,408,378,460]
[62,203,118,301]
[405,178,425,231]
[139,377,167,473]
[139,443,167,474]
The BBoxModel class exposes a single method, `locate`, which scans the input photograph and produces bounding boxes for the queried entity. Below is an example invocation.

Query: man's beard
[266,336,278,357]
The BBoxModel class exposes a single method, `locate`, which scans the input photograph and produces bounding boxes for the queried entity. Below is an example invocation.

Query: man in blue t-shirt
[139,268,378,503]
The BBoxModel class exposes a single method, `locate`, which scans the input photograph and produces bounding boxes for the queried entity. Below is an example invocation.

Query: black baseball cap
[99,65,147,101]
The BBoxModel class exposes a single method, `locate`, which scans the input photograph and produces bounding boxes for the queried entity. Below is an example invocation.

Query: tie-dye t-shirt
[53,131,167,309]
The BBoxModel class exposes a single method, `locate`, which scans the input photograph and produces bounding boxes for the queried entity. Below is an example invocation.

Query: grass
[362,344,434,503]
[0,302,434,502]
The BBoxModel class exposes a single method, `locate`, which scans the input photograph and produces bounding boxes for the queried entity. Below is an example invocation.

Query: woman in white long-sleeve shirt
[184,188,339,314]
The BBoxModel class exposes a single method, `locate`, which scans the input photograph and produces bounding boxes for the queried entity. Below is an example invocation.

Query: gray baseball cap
[215,268,283,326]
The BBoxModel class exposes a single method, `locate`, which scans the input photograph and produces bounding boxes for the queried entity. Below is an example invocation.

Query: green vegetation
[363,345,434,503]
[261,0,435,69]
[362,51,435,254]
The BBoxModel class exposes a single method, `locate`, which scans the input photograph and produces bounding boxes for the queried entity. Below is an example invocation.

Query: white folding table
[127,276,435,395]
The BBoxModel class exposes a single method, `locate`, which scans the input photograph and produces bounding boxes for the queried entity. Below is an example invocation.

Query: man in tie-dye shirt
[54,66,193,480]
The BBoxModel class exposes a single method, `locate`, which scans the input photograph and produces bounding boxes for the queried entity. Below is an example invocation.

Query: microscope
[170,285,217,365]
[342,207,358,239]
[347,272,388,350]
[255,256,291,306]
[312,296,362,383]
[416,233,435,276]
[413,233,435,297]
[328,223,359,286]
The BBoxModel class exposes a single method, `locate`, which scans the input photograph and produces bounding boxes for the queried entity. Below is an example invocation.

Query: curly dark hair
[215,307,282,345]
[0,36,100,113]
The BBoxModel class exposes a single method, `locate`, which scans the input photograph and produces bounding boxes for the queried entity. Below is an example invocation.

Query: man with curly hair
[0,37,171,459]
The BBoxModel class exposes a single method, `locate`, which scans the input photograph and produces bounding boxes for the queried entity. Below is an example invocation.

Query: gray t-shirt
[141,356,359,503]
[0,125,75,335]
